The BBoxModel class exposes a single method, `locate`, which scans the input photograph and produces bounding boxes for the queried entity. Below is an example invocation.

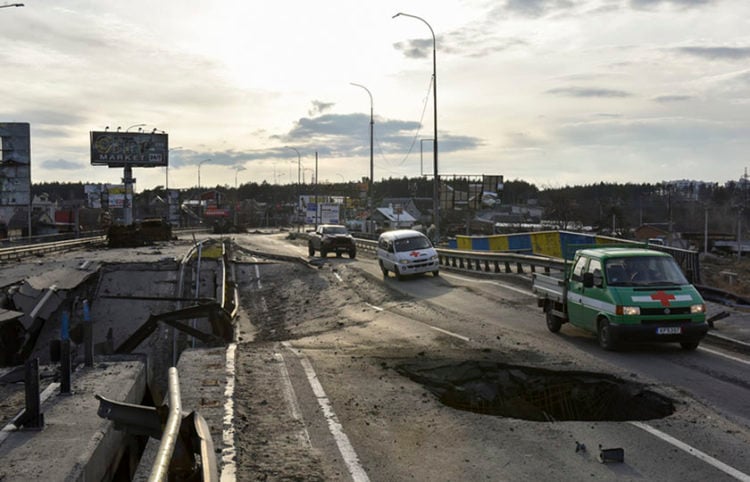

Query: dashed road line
[283,342,370,482]
[698,346,750,366]
[441,272,535,297]
[630,421,750,481]
[220,343,237,482]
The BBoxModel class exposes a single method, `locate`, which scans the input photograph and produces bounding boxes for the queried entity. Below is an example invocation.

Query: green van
[532,247,708,350]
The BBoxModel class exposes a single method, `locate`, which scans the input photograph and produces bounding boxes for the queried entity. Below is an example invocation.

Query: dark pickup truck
[308,224,357,258]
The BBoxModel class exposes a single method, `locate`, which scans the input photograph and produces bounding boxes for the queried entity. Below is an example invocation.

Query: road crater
[396,360,675,422]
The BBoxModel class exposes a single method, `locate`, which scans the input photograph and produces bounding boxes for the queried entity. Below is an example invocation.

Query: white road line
[630,421,750,481]
[334,272,343,282]
[283,342,370,482]
[220,343,238,482]
[699,346,750,366]
[420,322,471,342]
[442,272,535,297]
[254,263,262,289]
[273,351,312,446]
[365,303,384,312]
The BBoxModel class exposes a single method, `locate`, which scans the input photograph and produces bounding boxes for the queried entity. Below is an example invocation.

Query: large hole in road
[396,360,674,422]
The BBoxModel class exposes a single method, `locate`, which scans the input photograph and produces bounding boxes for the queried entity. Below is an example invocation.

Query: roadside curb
[705,331,750,355]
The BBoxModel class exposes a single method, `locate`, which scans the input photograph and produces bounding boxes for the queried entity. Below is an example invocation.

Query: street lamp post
[126,123,146,132]
[393,12,439,243]
[350,82,374,233]
[197,159,212,223]
[198,158,212,190]
[286,146,301,229]
[420,138,433,177]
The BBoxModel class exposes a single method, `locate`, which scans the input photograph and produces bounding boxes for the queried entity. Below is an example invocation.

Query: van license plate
[656,327,681,335]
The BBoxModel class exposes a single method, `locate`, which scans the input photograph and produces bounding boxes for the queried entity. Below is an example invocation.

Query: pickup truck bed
[531,273,566,304]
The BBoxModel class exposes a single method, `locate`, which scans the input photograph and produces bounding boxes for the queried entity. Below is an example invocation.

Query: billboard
[0,122,31,207]
[90,131,168,167]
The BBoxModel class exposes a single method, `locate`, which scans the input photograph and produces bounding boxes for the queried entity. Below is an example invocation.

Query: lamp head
[392,12,402,18]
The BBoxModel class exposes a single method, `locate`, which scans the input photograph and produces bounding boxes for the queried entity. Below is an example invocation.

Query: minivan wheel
[597,319,618,351]
[680,341,700,351]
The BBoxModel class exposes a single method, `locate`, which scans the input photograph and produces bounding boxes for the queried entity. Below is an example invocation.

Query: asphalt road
[228,231,750,481]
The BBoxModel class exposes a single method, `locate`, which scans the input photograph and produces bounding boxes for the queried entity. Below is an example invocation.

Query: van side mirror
[582,272,594,288]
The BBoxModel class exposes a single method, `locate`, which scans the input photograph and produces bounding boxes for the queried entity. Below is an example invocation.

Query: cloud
[40,159,86,170]
[546,86,633,98]
[653,94,693,103]
[675,46,750,60]
[629,0,716,10]
[500,0,577,18]
[308,100,335,116]
[393,28,526,60]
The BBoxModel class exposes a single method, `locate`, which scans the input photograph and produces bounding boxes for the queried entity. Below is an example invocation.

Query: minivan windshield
[605,256,689,286]
[394,236,432,252]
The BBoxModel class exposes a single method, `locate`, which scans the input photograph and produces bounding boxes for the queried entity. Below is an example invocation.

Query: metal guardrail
[0,236,106,260]
[0,227,212,261]
[353,238,565,275]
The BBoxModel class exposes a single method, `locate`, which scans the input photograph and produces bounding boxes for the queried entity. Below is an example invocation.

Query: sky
[2,0,750,192]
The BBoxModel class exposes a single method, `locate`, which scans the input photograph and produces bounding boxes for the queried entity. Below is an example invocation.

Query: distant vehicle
[308,224,356,258]
[376,229,439,280]
[647,237,665,246]
[532,247,708,351]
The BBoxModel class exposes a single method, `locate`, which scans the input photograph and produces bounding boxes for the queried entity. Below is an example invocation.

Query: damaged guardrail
[96,366,218,482]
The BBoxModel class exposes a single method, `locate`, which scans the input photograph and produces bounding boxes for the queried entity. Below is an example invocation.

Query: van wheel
[597,319,618,351]
[379,261,388,277]
[546,312,562,333]
[680,341,700,351]
[395,267,404,281]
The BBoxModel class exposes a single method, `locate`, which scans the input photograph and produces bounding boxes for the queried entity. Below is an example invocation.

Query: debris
[575,441,586,453]
[598,445,624,463]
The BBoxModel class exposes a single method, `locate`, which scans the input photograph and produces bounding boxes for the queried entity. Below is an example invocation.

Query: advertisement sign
[90,131,169,167]
[107,184,126,208]
[0,123,31,207]
[306,202,340,224]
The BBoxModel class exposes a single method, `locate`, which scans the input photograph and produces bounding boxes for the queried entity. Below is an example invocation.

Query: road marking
[425,324,470,341]
[698,346,750,366]
[220,343,238,482]
[630,421,750,481]
[283,342,370,482]
[441,273,535,297]
[254,263,262,289]
[365,303,383,312]
[273,351,312,446]
[334,272,343,282]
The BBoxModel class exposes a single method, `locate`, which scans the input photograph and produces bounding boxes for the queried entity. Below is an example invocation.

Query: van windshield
[394,236,432,252]
[605,256,689,286]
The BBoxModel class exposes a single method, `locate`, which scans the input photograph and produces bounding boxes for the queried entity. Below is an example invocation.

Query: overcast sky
[2,0,750,192]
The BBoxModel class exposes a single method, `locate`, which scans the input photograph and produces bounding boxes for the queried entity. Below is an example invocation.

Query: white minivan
[376,229,439,280]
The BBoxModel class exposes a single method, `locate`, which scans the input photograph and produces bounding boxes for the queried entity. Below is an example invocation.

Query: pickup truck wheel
[379,261,388,277]
[349,250,356,259]
[680,341,700,351]
[545,312,562,333]
[336,252,342,258]
[320,248,327,258]
[308,244,315,256]
[597,319,618,351]
[433,270,439,277]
